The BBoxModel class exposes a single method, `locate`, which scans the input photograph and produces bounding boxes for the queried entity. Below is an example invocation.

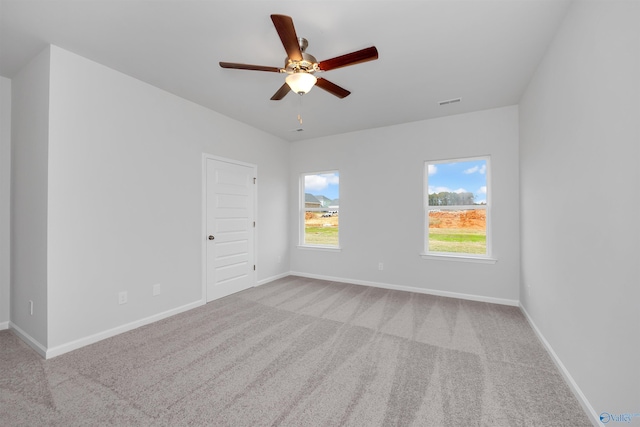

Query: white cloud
[428,164,437,175]
[463,166,479,174]
[305,173,338,192]
[325,173,339,185]
[478,186,487,194]
[463,164,487,174]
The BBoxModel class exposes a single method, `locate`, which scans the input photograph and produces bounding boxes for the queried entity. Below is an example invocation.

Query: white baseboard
[257,271,290,287]
[0,320,9,330]
[45,299,206,359]
[289,271,519,307]
[519,304,600,427]
[9,322,48,358]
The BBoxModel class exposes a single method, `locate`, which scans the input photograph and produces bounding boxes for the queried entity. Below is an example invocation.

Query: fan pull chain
[297,94,304,126]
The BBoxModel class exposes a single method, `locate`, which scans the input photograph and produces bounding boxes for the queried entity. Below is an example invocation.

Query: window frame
[421,156,496,263]
[298,170,341,251]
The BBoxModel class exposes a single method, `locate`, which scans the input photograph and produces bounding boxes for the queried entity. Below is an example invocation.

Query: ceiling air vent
[439,98,462,106]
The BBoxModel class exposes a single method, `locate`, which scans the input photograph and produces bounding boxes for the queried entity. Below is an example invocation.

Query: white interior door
[206,157,256,302]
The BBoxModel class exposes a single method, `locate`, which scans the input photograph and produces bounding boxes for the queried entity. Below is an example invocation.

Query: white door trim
[201,153,258,302]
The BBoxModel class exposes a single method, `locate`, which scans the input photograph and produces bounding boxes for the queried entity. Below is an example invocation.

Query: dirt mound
[429,210,486,230]
[305,212,338,227]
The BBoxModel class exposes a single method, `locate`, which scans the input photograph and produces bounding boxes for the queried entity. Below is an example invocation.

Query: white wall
[0,76,11,328]
[13,45,289,354]
[10,47,51,348]
[290,106,520,303]
[520,0,640,419]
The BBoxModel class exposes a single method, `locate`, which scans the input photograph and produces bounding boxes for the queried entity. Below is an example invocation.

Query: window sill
[297,245,342,252]
[420,253,497,264]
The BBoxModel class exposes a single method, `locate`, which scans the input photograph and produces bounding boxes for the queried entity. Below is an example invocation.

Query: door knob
[208,235,215,240]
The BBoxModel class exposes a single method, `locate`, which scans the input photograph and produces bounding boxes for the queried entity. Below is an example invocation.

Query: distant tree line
[429,191,482,206]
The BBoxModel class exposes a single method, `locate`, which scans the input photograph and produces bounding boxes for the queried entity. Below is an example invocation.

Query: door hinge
[253,221,255,227]
[253,265,256,271]
[253,177,256,184]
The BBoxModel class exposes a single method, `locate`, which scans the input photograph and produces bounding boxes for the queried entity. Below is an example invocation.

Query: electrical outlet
[378,262,384,271]
[118,291,128,305]
[153,283,161,296]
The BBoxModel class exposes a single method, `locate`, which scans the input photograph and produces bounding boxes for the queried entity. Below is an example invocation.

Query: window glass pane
[302,172,339,246]
[304,210,339,245]
[425,157,489,257]
[428,209,486,254]
[427,159,487,206]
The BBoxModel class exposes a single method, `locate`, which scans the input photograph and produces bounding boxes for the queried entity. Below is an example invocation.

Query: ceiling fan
[220,14,379,100]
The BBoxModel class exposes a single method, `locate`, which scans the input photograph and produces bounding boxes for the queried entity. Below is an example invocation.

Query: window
[424,157,492,260]
[300,171,339,248]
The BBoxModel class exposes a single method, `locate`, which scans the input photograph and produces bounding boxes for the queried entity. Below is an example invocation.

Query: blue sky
[427,159,487,204]
[305,172,339,200]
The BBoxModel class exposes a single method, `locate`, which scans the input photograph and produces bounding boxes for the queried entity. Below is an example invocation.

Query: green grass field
[428,228,486,254]
[304,225,484,252]
[305,226,339,246]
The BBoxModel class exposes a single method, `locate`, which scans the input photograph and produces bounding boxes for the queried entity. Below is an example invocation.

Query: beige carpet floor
[1,276,592,426]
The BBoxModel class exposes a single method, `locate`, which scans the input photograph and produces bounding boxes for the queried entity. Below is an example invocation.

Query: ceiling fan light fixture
[285,72,317,94]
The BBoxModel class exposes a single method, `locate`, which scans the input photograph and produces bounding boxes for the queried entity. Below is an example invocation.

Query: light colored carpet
[1,276,592,426]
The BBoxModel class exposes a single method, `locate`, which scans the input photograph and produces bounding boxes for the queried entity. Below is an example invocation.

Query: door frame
[201,153,258,302]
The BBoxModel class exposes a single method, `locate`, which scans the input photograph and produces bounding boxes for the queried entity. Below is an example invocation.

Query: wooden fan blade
[270,83,291,100]
[315,78,351,99]
[271,14,303,62]
[219,62,281,73]
[318,46,379,72]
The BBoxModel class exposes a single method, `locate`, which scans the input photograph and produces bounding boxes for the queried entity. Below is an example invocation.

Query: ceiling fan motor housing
[284,38,318,74]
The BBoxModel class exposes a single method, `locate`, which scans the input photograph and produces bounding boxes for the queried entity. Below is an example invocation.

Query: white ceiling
[0,0,571,142]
